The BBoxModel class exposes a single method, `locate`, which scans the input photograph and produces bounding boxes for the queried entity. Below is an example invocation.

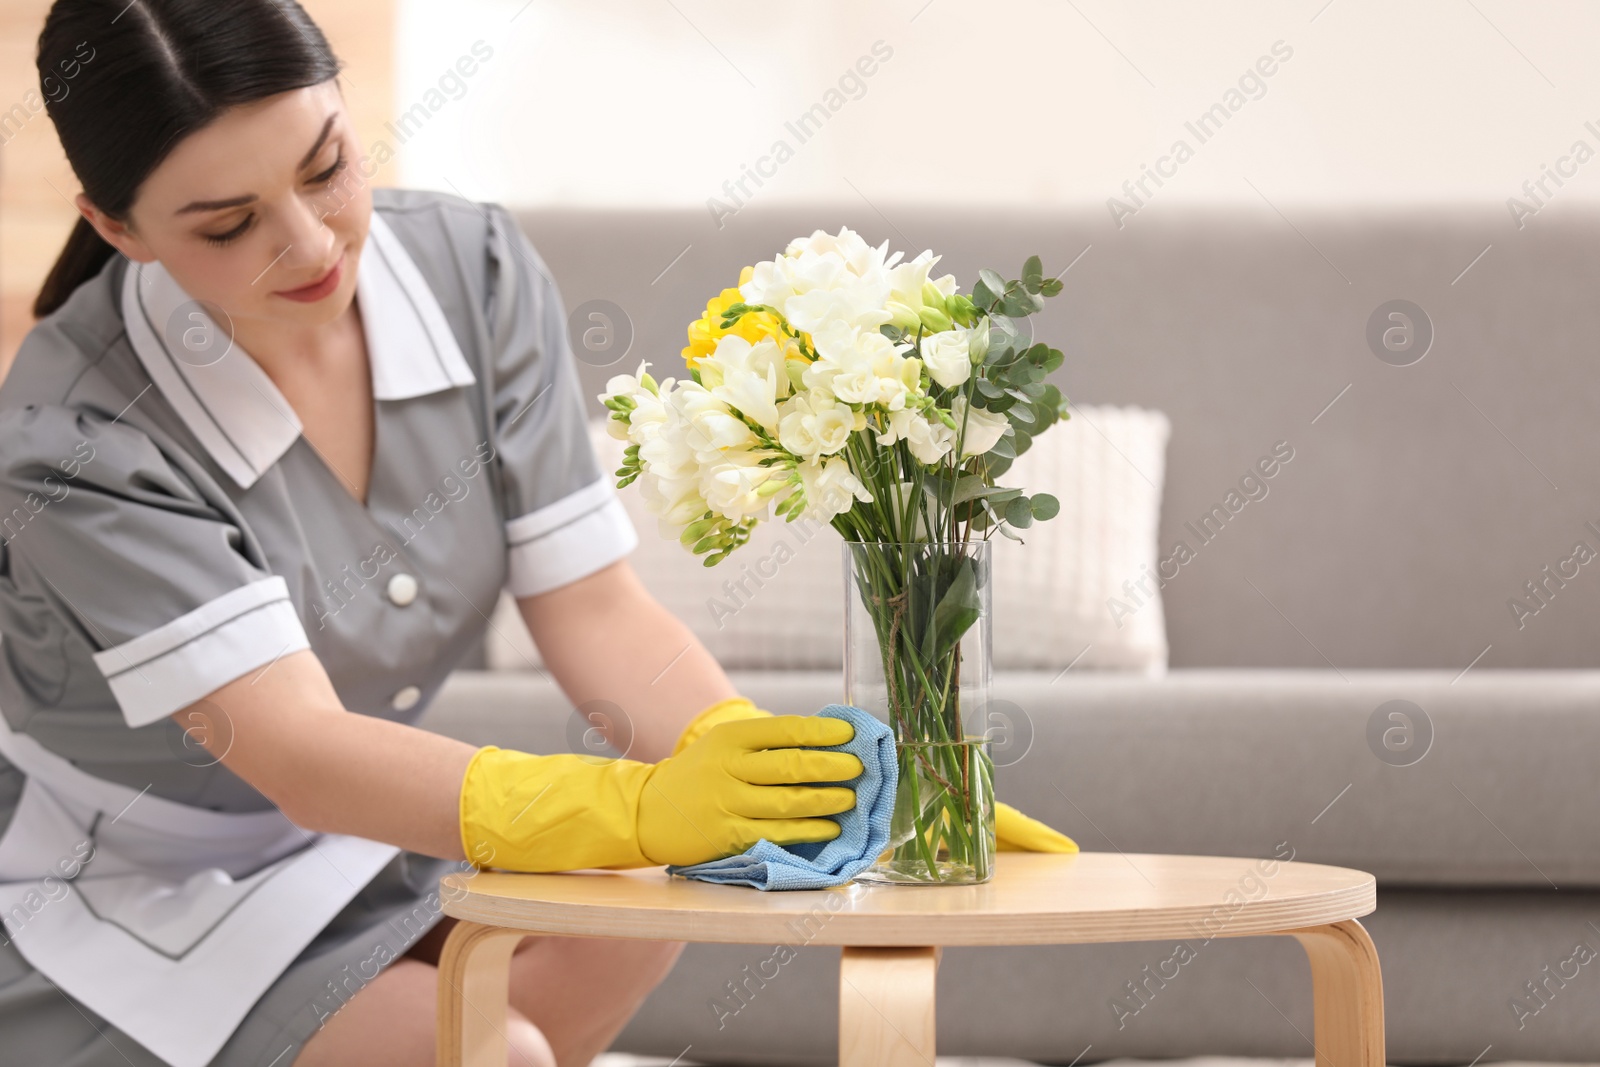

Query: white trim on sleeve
[505,480,638,598]
[91,576,311,729]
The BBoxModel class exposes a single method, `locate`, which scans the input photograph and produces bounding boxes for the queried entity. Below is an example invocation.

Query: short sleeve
[483,204,637,598]
[0,404,309,729]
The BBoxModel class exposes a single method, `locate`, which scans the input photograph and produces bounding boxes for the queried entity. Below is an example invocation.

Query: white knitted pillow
[485,407,1170,673]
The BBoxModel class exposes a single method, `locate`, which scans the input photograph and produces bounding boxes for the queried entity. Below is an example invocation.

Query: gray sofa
[416,204,1600,1063]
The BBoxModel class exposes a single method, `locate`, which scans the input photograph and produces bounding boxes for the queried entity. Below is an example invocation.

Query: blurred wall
[395,0,1600,210]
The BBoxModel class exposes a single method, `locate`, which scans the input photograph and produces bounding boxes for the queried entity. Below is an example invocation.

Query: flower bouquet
[599,226,1068,884]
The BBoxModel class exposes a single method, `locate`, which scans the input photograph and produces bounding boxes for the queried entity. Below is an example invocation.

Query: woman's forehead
[138,82,347,219]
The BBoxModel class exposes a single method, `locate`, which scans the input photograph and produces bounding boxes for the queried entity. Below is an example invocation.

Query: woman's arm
[179,557,735,859]
[177,649,478,861]
[516,558,742,764]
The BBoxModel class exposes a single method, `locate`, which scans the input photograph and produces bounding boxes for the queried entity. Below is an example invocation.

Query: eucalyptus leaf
[952,474,1023,507]
[920,558,982,664]
[1031,493,1060,520]
[981,453,1014,479]
[1022,255,1044,292]
[978,269,1008,300]
[1039,277,1063,296]
[1004,496,1034,528]
[950,475,988,505]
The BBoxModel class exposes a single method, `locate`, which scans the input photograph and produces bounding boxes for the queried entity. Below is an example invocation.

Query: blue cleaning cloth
[665,704,897,890]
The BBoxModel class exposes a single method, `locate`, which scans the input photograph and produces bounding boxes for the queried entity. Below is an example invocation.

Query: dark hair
[32,0,344,318]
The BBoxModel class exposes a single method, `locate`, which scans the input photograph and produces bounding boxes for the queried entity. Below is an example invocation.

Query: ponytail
[32,216,118,319]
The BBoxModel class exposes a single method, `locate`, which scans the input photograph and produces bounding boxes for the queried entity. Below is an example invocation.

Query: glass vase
[843,540,996,885]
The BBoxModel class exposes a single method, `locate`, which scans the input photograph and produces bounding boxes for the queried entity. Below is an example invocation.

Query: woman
[0,2,1074,1065]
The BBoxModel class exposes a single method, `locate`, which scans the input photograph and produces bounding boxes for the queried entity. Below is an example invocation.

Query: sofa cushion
[420,667,1600,887]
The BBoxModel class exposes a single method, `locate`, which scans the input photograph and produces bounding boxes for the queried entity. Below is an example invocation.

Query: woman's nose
[275,196,339,274]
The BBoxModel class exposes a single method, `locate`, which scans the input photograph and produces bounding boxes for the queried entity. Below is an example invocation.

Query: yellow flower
[682,265,812,371]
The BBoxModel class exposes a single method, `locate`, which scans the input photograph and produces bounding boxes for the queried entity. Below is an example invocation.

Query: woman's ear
[75,192,154,263]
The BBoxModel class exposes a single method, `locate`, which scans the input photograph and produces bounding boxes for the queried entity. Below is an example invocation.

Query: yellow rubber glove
[458,747,656,872]
[459,715,864,872]
[639,714,863,866]
[671,695,770,757]
[995,801,1079,853]
[678,697,1080,853]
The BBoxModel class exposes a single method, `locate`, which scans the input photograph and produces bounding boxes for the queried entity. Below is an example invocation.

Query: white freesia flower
[887,250,940,310]
[639,474,706,532]
[618,387,670,444]
[742,227,898,334]
[703,452,780,522]
[632,418,706,534]
[777,391,862,460]
[599,362,672,444]
[951,394,1010,458]
[700,335,785,433]
[919,328,975,390]
[782,226,894,279]
[803,323,922,411]
[874,407,954,465]
[795,454,873,521]
[673,382,757,458]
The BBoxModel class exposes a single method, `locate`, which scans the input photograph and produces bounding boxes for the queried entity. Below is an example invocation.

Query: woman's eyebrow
[173,114,338,216]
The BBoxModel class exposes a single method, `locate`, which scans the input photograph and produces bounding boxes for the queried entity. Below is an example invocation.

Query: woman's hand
[673,696,1080,854]
[995,802,1079,852]
[637,715,863,866]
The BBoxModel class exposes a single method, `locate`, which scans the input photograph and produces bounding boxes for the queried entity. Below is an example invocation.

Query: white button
[387,573,419,607]
[391,685,422,712]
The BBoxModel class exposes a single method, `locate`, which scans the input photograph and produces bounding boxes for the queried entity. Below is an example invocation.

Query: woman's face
[81,79,369,334]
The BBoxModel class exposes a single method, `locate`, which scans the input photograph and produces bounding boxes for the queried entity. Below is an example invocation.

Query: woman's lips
[274,251,344,302]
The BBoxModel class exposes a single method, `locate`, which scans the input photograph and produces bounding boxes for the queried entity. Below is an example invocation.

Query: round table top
[439,852,1376,947]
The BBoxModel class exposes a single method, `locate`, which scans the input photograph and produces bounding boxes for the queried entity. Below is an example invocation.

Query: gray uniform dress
[0,187,638,1066]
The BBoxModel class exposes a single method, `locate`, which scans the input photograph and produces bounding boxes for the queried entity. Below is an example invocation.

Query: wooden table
[435,852,1381,1066]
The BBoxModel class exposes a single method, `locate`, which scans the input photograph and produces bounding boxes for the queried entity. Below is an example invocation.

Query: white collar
[120,209,477,490]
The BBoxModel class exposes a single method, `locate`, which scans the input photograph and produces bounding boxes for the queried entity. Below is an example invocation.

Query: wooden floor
[0,0,397,381]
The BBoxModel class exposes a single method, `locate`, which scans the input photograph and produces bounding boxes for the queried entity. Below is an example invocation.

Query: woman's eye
[198,152,345,246]
[311,152,347,186]
[202,218,251,246]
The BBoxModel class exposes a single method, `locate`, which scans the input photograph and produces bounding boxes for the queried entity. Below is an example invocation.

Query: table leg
[435,921,529,1067]
[839,946,941,1067]
[1289,919,1385,1067]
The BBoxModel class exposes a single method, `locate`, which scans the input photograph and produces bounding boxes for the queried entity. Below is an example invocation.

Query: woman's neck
[233,293,364,385]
